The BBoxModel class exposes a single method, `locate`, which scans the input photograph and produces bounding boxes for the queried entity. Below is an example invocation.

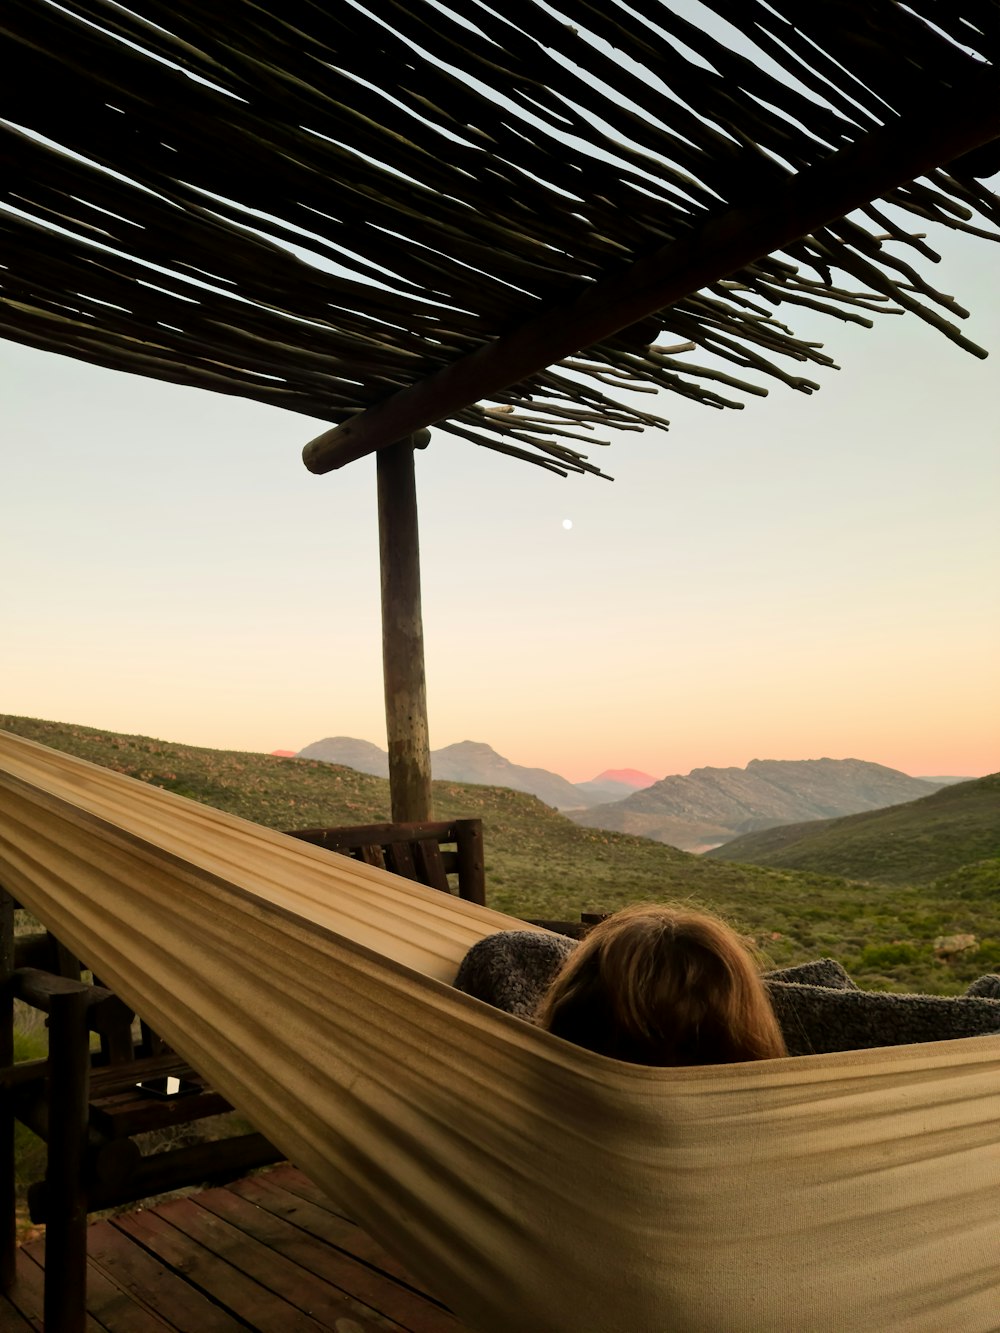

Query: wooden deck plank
[2,1251,45,1331]
[195,1184,463,1332]
[112,1207,327,1333]
[86,1220,247,1332]
[1,1168,469,1333]
[2,1253,44,1333]
[260,1163,353,1217]
[8,1247,104,1332]
[230,1169,435,1294]
[0,1298,36,1331]
[142,1195,400,1332]
[227,1173,408,1281]
[72,1253,178,1333]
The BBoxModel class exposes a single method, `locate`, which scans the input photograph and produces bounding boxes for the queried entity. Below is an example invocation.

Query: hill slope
[0,713,806,924]
[571,758,942,851]
[430,740,586,810]
[707,774,1000,885]
[3,715,998,994]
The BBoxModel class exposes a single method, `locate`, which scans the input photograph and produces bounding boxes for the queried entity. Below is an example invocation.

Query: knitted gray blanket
[453,931,1000,1057]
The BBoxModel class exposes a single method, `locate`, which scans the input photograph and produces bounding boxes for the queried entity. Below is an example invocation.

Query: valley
[3,714,997,997]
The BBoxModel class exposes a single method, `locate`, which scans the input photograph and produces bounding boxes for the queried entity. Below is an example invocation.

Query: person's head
[535,904,787,1066]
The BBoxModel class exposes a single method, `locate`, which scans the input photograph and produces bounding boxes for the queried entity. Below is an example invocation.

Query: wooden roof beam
[303,69,1000,475]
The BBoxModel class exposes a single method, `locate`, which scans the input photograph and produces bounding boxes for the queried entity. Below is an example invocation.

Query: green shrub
[968,938,1000,972]
[855,941,928,969]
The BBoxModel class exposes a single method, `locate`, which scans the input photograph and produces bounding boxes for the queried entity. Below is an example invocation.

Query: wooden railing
[285,817,486,905]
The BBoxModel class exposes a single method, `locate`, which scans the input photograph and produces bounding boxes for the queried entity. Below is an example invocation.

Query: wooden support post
[376,432,433,823]
[454,820,486,906]
[0,888,15,1293]
[44,987,90,1333]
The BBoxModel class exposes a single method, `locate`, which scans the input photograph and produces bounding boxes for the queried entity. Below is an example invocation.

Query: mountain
[298,736,389,777]
[705,773,1000,885]
[573,768,656,805]
[430,741,587,809]
[593,768,656,787]
[4,714,998,994]
[297,736,588,810]
[569,758,945,852]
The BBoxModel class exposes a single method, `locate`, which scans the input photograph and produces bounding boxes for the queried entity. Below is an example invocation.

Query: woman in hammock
[535,904,787,1066]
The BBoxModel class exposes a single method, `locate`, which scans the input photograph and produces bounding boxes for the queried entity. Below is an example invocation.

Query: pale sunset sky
[3,208,998,784]
[3,5,999,787]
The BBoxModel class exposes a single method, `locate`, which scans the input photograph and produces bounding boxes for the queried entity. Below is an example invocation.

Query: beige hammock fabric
[1,730,998,1333]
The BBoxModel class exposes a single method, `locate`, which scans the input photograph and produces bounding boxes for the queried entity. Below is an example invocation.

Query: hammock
[1,730,998,1333]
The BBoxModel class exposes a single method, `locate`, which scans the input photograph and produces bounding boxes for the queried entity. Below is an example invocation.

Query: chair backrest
[285,818,486,904]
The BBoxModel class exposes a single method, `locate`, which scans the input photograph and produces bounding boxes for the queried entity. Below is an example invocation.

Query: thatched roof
[2,1,999,477]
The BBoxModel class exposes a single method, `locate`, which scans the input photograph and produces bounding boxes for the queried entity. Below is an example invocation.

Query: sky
[3,1,999,786]
[4,210,998,784]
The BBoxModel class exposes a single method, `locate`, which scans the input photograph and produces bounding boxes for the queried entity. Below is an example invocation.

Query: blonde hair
[535,904,787,1066]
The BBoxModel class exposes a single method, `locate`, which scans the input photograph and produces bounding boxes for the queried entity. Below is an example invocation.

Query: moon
[562,518,573,530]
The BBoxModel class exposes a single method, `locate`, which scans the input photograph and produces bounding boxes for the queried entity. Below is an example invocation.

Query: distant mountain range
[292,739,954,849]
[295,737,653,810]
[5,714,993,996]
[568,758,945,852]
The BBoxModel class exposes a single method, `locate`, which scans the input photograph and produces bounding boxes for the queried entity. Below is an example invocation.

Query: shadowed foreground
[3,1166,467,1332]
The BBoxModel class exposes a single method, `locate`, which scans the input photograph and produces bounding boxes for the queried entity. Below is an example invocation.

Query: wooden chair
[1,817,487,1330]
[0,888,281,1330]
[285,817,486,905]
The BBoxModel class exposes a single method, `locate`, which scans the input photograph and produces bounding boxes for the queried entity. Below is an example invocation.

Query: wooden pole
[44,987,90,1332]
[376,431,432,823]
[0,889,15,1293]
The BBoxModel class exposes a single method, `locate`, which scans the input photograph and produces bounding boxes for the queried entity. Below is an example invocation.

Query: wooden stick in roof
[302,70,1000,475]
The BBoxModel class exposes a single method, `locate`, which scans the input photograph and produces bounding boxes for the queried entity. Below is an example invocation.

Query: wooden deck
[2,1165,470,1331]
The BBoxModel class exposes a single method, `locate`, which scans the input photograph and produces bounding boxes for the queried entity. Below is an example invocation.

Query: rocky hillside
[4,714,998,994]
[298,736,590,810]
[569,758,942,852]
[706,773,1000,885]
[430,741,586,809]
[298,736,390,776]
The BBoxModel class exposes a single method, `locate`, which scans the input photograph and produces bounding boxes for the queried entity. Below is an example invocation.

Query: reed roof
[2,1,999,477]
